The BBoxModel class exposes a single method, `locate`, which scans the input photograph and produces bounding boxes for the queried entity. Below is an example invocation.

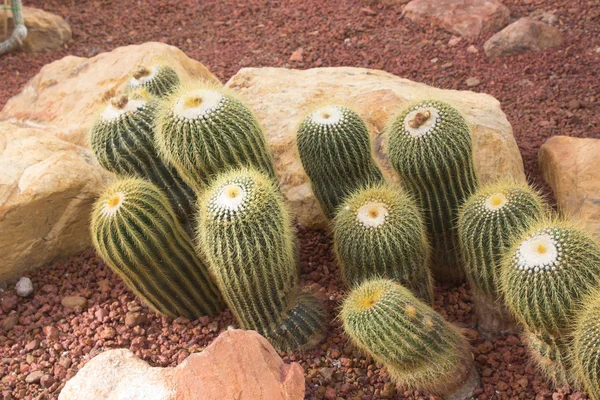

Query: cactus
[155,84,276,191]
[333,183,433,303]
[91,177,224,319]
[89,89,196,229]
[126,64,180,98]
[196,168,326,351]
[457,179,544,337]
[341,279,480,398]
[573,288,600,399]
[524,330,571,387]
[296,105,385,219]
[387,100,478,283]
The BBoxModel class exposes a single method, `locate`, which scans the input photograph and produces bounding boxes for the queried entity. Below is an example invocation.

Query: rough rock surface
[59,329,305,400]
[0,6,71,52]
[0,122,111,281]
[539,136,600,236]
[484,17,564,58]
[0,42,220,146]
[403,0,510,37]
[226,67,525,227]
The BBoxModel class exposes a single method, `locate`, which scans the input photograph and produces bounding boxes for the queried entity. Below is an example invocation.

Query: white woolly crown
[403,106,439,137]
[173,89,224,119]
[309,105,345,125]
[356,201,389,228]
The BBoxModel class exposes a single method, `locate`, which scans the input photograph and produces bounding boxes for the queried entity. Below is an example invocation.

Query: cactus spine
[296,105,385,219]
[341,279,479,398]
[126,64,180,98]
[89,89,196,229]
[333,183,433,303]
[155,84,276,191]
[196,168,326,351]
[387,100,478,283]
[458,180,544,337]
[573,288,600,400]
[91,178,224,319]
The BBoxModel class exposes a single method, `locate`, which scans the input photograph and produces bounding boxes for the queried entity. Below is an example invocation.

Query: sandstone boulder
[226,67,525,228]
[0,122,111,282]
[59,329,305,400]
[0,42,220,146]
[0,6,71,52]
[403,0,510,37]
[484,18,563,58]
[539,136,600,236]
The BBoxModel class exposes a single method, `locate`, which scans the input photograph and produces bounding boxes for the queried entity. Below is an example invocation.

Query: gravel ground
[1,0,599,399]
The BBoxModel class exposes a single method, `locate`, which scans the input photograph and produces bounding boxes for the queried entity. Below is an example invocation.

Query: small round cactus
[296,105,385,219]
[387,100,478,283]
[341,279,480,398]
[458,179,544,337]
[91,178,224,319]
[333,183,433,303]
[89,89,196,228]
[126,64,180,98]
[196,168,326,351]
[156,84,276,191]
[573,288,600,399]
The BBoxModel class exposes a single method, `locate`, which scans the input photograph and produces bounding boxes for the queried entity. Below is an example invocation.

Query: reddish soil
[1,0,599,399]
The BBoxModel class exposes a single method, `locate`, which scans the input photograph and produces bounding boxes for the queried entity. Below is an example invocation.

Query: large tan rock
[226,67,525,228]
[484,18,564,58]
[0,6,71,52]
[539,136,600,236]
[59,329,305,400]
[0,122,111,282]
[0,42,220,146]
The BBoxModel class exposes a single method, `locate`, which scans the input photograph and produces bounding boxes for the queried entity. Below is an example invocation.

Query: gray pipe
[0,0,27,55]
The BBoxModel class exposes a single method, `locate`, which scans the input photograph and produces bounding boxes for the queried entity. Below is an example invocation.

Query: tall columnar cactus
[457,180,544,337]
[387,100,478,283]
[91,178,224,319]
[500,219,600,386]
[89,89,196,229]
[341,279,480,398]
[126,64,180,98]
[333,183,433,303]
[573,288,600,400]
[196,168,326,351]
[155,84,276,191]
[296,105,385,219]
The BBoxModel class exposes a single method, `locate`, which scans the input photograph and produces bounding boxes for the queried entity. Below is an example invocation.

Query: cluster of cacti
[90,177,224,318]
[333,183,433,303]
[500,219,600,386]
[196,168,326,351]
[126,64,180,98]
[341,279,479,398]
[296,105,384,219]
[457,179,545,337]
[155,83,276,191]
[573,288,600,400]
[387,100,478,283]
[89,88,196,229]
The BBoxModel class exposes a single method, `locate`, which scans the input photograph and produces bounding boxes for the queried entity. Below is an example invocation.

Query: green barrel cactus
[387,100,478,283]
[341,279,479,398]
[573,288,600,400]
[296,105,385,219]
[524,330,571,387]
[91,177,224,319]
[126,64,180,98]
[89,89,196,229]
[333,183,433,303]
[155,84,276,191]
[196,168,326,351]
[500,219,600,386]
[457,179,544,337]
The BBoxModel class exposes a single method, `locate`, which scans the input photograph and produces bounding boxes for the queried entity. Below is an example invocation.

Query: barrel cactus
[333,183,433,303]
[155,84,276,191]
[387,100,478,283]
[457,179,544,337]
[126,64,180,98]
[196,168,326,351]
[341,279,480,398]
[89,89,196,228]
[91,178,224,319]
[296,105,385,219]
[573,288,600,400]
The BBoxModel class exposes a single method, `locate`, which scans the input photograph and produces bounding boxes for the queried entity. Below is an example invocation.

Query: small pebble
[61,296,88,309]
[465,77,481,87]
[25,370,44,384]
[15,277,33,297]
